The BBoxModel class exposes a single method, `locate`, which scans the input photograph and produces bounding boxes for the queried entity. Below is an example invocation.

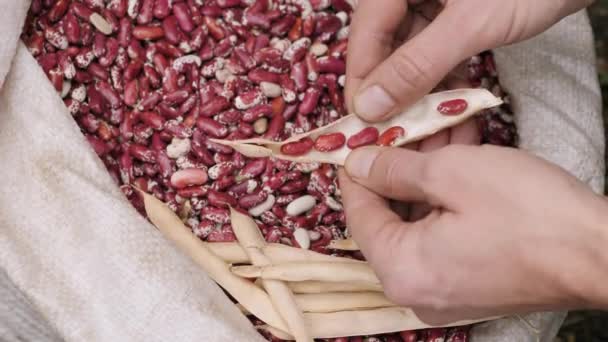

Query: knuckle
[378,150,405,191]
[387,50,434,93]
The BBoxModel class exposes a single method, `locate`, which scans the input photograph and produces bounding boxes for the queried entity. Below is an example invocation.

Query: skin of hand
[339,145,608,324]
[345,0,594,122]
[340,0,599,322]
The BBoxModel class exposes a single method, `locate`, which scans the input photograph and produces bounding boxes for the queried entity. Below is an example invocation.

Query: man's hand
[339,145,608,323]
[345,0,592,121]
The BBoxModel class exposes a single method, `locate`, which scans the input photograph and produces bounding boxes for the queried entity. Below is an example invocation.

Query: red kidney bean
[242,104,272,123]
[200,96,231,117]
[155,40,183,58]
[196,117,229,138]
[302,15,315,37]
[248,68,281,84]
[139,111,165,130]
[307,202,330,223]
[237,158,267,181]
[234,88,264,109]
[207,161,235,180]
[291,62,308,92]
[136,91,160,111]
[238,190,268,209]
[280,137,314,156]
[63,12,80,44]
[173,2,194,32]
[233,46,256,70]
[153,0,171,19]
[47,0,70,22]
[97,80,121,108]
[132,25,164,40]
[297,86,321,116]
[123,79,139,106]
[200,206,230,224]
[263,112,285,141]
[207,189,237,208]
[177,185,208,198]
[437,98,468,115]
[161,16,184,45]
[129,144,157,163]
[316,56,346,74]
[377,126,406,146]
[123,60,143,80]
[347,127,379,149]
[87,135,112,156]
[270,14,296,37]
[426,328,447,342]
[262,171,287,192]
[288,17,302,41]
[313,132,345,152]
[213,174,236,191]
[279,178,309,194]
[315,15,342,36]
[170,168,208,189]
[156,150,174,178]
[163,89,189,105]
[213,153,233,165]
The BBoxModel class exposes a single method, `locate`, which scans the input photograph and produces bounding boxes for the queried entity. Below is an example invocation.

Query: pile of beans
[21,0,516,340]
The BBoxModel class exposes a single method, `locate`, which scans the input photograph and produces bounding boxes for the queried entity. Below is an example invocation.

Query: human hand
[345,0,593,122]
[339,144,608,323]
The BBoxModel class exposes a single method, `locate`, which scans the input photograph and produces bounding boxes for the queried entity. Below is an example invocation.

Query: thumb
[344,146,433,202]
[353,3,488,121]
[344,146,462,210]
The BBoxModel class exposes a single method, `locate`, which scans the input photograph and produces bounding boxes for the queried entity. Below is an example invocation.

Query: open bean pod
[212,89,503,165]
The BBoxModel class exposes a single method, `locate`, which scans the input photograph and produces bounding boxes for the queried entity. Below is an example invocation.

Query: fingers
[408,130,449,221]
[345,0,408,111]
[338,170,413,264]
[343,146,439,204]
[352,3,486,121]
[450,119,481,145]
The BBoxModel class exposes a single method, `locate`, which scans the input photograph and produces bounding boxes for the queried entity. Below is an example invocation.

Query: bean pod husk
[212,89,502,165]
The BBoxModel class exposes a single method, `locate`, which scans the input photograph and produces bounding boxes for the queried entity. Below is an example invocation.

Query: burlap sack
[0,1,603,340]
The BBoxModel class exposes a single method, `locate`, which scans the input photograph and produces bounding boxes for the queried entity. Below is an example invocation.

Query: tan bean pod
[212,89,503,165]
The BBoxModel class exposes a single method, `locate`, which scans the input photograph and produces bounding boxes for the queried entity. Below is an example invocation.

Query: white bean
[249,194,276,217]
[286,195,316,216]
[293,228,311,250]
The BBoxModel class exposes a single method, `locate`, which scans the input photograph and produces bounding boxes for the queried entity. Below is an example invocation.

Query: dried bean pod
[212,89,502,165]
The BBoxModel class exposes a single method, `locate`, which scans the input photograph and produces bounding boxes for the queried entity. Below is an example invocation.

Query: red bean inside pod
[280,137,314,156]
[377,126,406,147]
[437,98,468,115]
[313,132,346,152]
[347,127,379,149]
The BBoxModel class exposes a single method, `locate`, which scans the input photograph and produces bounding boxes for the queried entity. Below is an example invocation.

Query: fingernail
[345,147,380,179]
[354,85,395,120]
